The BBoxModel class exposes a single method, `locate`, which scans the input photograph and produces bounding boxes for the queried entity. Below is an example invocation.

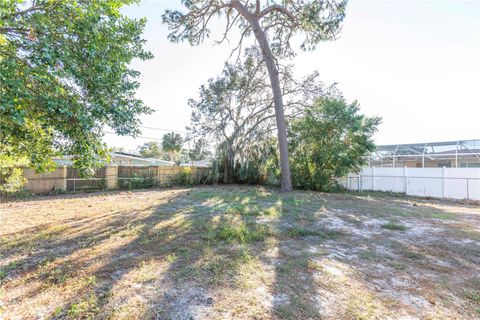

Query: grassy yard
[1,186,479,319]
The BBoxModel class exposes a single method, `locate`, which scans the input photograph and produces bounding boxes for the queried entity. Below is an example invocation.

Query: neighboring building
[369,139,480,168]
[110,152,174,166]
[53,152,174,167]
[180,159,212,168]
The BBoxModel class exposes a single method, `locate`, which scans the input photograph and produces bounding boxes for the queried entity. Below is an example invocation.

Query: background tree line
[2,0,379,194]
[187,48,381,192]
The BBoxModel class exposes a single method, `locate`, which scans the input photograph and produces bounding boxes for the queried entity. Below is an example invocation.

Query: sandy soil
[1,186,479,319]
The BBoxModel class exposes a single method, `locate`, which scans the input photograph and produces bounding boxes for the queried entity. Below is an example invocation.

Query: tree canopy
[289,97,381,191]
[188,47,334,182]
[162,132,184,160]
[163,0,347,191]
[138,142,163,159]
[0,0,152,175]
[188,138,212,161]
[162,0,347,58]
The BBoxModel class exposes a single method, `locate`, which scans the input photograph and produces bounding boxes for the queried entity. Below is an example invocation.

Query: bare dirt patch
[1,186,479,319]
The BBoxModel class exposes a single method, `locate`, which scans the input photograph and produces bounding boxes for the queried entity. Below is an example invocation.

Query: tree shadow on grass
[1,189,191,317]
[2,186,479,319]
[1,186,283,318]
[268,190,338,319]
[268,191,480,319]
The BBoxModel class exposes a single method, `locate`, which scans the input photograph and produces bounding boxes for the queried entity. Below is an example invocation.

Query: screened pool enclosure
[368,139,480,168]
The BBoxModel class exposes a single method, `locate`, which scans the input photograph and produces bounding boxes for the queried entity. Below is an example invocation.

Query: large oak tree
[163,0,347,191]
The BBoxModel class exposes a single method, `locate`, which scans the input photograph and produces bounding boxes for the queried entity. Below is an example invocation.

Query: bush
[118,174,157,190]
[289,97,380,192]
[171,167,194,186]
[0,156,29,196]
[170,167,215,186]
[0,167,27,195]
[215,142,279,185]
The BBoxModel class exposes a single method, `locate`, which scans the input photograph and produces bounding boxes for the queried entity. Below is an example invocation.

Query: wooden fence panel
[66,167,107,191]
[8,165,213,194]
[22,167,66,193]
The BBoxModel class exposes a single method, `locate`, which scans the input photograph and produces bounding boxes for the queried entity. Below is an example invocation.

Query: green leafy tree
[289,98,381,191]
[188,47,331,183]
[0,0,153,175]
[162,132,183,162]
[163,0,347,191]
[138,142,163,159]
[188,138,212,161]
[0,154,29,195]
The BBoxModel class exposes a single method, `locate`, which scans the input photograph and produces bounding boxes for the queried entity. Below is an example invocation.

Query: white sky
[105,0,480,151]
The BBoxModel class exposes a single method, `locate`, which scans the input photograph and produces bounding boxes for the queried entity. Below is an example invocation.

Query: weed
[84,275,97,286]
[381,221,407,231]
[166,253,177,263]
[345,289,387,320]
[359,250,385,261]
[224,204,248,215]
[402,250,424,260]
[207,222,271,243]
[52,306,63,317]
[274,295,319,320]
[67,293,99,318]
[389,260,407,271]
[464,290,480,303]
[287,227,343,239]
[464,277,480,304]
[429,212,456,220]
[0,261,19,281]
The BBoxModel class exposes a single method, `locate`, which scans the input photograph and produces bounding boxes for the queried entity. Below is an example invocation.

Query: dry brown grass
[1,186,479,319]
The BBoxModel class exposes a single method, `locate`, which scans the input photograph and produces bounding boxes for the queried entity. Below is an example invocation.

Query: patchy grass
[206,219,272,244]
[381,221,407,231]
[1,186,479,319]
[287,226,344,239]
[66,293,99,318]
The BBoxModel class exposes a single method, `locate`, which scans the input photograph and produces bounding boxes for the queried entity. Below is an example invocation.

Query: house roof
[53,152,174,166]
[180,159,212,168]
[111,152,174,165]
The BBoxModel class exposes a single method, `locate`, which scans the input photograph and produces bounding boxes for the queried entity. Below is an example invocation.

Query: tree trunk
[223,153,229,184]
[232,2,292,191]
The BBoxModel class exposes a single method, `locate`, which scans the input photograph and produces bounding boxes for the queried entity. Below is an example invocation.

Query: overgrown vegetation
[289,98,380,191]
[118,174,158,190]
[381,221,407,231]
[163,0,347,191]
[0,155,32,195]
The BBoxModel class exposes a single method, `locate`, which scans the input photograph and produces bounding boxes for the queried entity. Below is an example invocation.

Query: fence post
[442,166,446,199]
[106,165,118,189]
[466,178,470,200]
[62,166,67,191]
[372,167,376,190]
[403,167,408,195]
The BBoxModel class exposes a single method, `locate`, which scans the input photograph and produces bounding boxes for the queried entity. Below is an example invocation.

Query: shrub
[289,97,381,192]
[0,156,29,195]
[171,167,194,186]
[118,174,157,190]
[206,221,271,244]
[381,221,407,231]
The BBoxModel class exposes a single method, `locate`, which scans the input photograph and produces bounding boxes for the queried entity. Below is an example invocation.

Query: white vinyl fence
[342,167,480,201]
